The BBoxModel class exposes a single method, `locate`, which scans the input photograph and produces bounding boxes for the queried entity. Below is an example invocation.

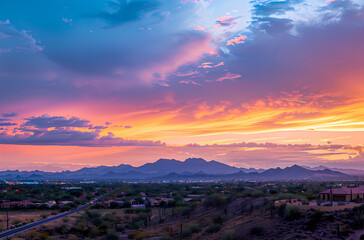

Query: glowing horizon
[1,0,364,171]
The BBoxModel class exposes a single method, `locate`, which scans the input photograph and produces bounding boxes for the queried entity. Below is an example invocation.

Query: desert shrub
[284,205,301,220]
[278,203,287,217]
[351,204,364,228]
[204,195,225,208]
[206,223,222,233]
[305,210,322,230]
[251,189,265,197]
[213,215,224,224]
[12,219,22,225]
[110,201,121,209]
[122,201,132,208]
[116,224,125,232]
[92,217,104,227]
[124,208,149,214]
[221,229,236,240]
[85,210,100,218]
[40,214,49,219]
[98,223,110,234]
[161,236,173,240]
[182,206,192,218]
[185,224,200,236]
[277,193,302,200]
[45,237,56,240]
[27,231,38,240]
[250,226,264,236]
[128,231,147,240]
[102,231,120,240]
[38,232,49,240]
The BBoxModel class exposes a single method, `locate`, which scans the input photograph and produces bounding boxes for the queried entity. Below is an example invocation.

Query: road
[0,192,111,239]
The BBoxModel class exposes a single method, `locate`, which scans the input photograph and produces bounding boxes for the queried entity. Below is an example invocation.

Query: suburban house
[0,200,34,209]
[320,185,364,202]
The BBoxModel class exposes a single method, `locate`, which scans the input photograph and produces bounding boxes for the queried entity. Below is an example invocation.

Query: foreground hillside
[3,181,364,239]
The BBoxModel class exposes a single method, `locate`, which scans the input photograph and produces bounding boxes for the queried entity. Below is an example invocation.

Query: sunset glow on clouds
[1,0,364,171]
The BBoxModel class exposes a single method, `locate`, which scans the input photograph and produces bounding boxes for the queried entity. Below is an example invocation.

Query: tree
[102,231,119,240]
[203,195,224,208]
[27,231,37,240]
[182,206,191,219]
[109,201,120,209]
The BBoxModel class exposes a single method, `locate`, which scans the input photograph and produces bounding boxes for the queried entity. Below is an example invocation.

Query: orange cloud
[226,34,247,46]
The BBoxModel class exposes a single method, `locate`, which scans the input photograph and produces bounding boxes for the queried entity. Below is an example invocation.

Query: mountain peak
[184,158,207,164]
[289,164,304,169]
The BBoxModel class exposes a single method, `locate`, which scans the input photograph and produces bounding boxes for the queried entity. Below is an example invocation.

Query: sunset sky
[1,0,364,171]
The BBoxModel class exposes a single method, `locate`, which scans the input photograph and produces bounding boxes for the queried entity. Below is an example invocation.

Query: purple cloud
[0,114,164,147]
[23,115,94,129]
[2,112,18,118]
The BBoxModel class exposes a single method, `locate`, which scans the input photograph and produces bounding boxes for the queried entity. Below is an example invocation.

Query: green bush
[161,236,173,240]
[182,224,200,237]
[305,210,322,230]
[352,204,364,228]
[213,215,224,224]
[221,229,236,240]
[250,226,264,236]
[284,205,301,220]
[102,231,120,240]
[204,195,225,208]
[206,223,222,233]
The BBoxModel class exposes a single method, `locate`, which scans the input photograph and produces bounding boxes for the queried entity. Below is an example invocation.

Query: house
[183,198,193,203]
[44,200,57,208]
[275,199,303,206]
[0,200,34,209]
[62,187,82,190]
[148,198,160,207]
[160,197,174,203]
[320,185,364,202]
[59,201,73,206]
[102,200,124,208]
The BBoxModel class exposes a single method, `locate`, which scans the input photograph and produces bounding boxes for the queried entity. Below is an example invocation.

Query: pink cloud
[216,72,242,82]
[226,34,247,46]
[194,26,205,31]
[137,33,214,84]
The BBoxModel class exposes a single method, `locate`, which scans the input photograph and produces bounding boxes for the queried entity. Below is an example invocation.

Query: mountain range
[0,158,358,181]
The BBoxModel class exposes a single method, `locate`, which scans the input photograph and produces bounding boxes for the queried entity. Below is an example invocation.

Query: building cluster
[320,185,364,202]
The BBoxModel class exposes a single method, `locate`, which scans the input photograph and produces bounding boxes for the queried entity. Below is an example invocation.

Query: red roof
[320,185,364,195]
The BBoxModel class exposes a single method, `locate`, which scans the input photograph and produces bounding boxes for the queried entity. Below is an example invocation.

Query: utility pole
[180,222,183,240]
[4,210,10,230]
[158,206,161,222]
[337,223,340,238]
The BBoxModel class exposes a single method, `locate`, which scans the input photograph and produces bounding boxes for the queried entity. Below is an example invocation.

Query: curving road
[0,192,111,239]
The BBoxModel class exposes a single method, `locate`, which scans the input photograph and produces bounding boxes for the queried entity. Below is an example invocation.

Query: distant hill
[0,158,353,180]
[302,165,364,176]
[157,165,349,181]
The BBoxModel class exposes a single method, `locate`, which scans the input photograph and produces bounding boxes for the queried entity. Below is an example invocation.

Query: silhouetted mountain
[0,158,353,180]
[137,158,240,175]
[303,165,364,176]
[157,165,350,181]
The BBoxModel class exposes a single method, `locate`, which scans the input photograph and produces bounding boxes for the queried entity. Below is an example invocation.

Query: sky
[1,0,364,171]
